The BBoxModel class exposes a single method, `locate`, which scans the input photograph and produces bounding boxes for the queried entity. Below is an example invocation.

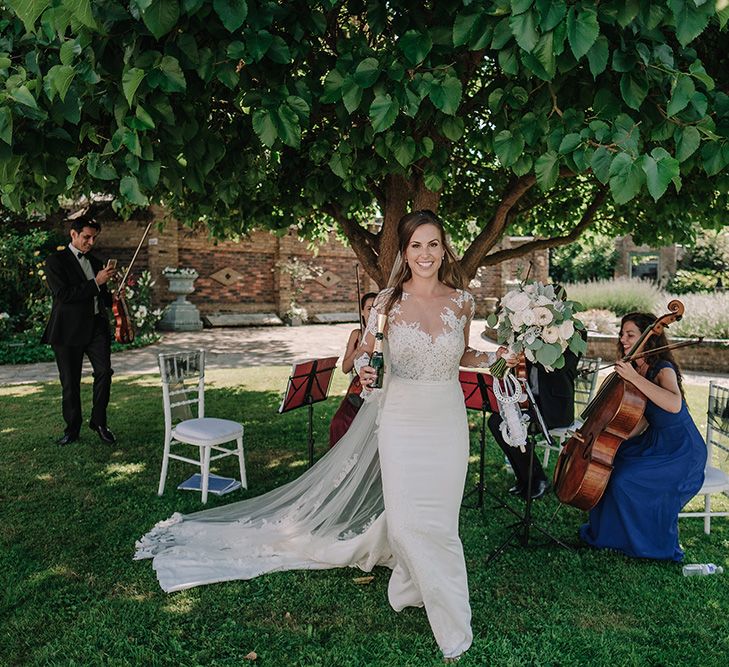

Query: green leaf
[142,0,179,40]
[441,116,464,141]
[532,30,556,78]
[675,125,700,162]
[615,0,639,27]
[267,36,291,64]
[341,77,362,114]
[353,58,380,88]
[322,69,345,103]
[120,175,149,206]
[63,0,97,29]
[535,343,562,367]
[273,103,300,148]
[369,94,399,133]
[453,10,481,47]
[688,60,714,91]
[512,154,532,176]
[87,153,118,180]
[509,8,538,53]
[701,142,728,177]
[428,75,462,115]
[536,0,566,32]
[558,133,581,154]
[122,67,145,107]
[248,30,273,62]
[393,136,416,168]
[252,108,276,146]
[494,130,525,167]
[620,72,647,110]
[10,0,51,33]
[398,29,432,65]
[65,156,81,189]
[285,95,309,122]
[10,85,38,109]
[498,46,519,75]
[0,107,13,144]
[667,75,694,117]
[669,0,712,47]
[641,148,679,201]
[608,152,643,204]
[213,0,248,32]
[586,35,608,78]
[423,170,443,192]
[47,64,75,102]
[590,146,612,184]
[59,40,81,66]
[135,105,156,129]
[227,41,246,60]
[534,150,559,190]
[566,6,599,60]
[420,137,434,157]
[512,0,535,14]
[157,56,186,93]
[139,160,161,189]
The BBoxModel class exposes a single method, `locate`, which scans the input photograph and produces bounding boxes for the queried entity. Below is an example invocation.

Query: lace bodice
[357,288,480,382]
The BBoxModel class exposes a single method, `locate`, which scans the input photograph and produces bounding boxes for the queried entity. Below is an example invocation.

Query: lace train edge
[133,512,184,560]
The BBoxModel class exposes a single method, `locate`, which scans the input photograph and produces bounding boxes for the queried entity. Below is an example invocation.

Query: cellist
[579,312,706,561]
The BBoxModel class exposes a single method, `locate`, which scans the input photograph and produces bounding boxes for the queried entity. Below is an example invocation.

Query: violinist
[579,312,706,561]
[329,292,377,447]
[41,218,118,446]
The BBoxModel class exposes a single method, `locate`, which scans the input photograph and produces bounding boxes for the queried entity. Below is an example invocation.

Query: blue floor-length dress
[579,360,707,561]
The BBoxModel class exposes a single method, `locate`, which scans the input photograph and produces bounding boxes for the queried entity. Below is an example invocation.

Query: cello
[552,300,685,511]
[112,221,153,344]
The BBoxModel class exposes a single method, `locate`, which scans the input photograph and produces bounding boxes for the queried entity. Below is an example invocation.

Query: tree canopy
[2,0,728,285]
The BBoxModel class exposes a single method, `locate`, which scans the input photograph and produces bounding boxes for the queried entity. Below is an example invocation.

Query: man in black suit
[42,218,118,445]
[488,349,580,500]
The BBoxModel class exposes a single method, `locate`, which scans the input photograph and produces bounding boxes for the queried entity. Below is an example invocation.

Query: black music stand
[460,370,499,510]
[279,356,338,468]
[484,378,572,565]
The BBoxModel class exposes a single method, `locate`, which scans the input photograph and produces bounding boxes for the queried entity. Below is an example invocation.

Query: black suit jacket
[528,348,580,429]
[41,247,112,346]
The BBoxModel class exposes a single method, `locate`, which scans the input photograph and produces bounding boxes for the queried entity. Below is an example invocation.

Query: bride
[135,210,514,661]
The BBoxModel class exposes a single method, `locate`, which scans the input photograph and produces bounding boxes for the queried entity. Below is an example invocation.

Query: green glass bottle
[370,313,387,389]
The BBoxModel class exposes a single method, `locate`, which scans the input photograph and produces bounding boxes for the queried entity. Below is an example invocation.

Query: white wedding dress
[135,288,486,659]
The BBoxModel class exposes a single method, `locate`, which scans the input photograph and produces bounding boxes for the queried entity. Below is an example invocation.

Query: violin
[552,300,685,511]
[112,221,153,344]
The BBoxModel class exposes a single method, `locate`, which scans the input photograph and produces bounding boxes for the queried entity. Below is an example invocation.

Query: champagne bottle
[370,313,387,389]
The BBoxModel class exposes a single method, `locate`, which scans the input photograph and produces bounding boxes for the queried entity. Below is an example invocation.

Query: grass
[1,368,728,666]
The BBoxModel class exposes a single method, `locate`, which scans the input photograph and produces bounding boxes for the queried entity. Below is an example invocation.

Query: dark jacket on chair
[529,348,580,429]
[41,247,112,346]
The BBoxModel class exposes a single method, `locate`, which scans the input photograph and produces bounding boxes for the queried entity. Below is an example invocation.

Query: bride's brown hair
[384,210,465,316]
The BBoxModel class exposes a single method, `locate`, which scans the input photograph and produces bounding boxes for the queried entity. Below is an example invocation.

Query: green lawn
[1,369,727,666]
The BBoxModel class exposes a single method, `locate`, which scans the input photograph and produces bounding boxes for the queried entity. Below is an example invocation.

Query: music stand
[484,378,572,565]
[279,356,338,468]
[460,369,498,510]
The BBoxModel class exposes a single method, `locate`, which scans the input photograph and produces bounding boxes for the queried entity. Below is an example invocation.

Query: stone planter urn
[159,268,203,331]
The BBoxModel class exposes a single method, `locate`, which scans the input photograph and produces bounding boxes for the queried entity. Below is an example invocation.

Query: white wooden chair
[158,349,247,503]
[537,356,602,467]
[678,381,729,534]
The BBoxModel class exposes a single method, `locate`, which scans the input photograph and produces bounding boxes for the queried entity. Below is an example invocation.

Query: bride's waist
[389,374,458,387]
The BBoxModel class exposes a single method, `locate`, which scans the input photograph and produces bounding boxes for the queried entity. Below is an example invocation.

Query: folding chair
[158,349,247,503]
[537,356,602,467]
[678,381,729,534]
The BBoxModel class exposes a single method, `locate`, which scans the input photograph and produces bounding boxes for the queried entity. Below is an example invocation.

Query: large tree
[2,0,728,285]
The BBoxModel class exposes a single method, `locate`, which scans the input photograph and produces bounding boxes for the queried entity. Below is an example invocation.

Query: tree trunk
[377,174,411,287]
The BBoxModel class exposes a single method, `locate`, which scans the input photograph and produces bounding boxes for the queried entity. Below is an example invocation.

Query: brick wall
[87,211,547,320]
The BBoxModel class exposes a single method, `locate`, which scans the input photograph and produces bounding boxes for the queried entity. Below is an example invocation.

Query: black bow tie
[76,251,86,259]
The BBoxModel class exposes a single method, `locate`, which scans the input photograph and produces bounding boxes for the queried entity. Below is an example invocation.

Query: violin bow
[355,263,363,337]
[115,220,154,298]
[579,337,704,376]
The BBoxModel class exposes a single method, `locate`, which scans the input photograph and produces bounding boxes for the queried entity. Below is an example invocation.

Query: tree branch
[479,185,609,266]
[323,203,383,284]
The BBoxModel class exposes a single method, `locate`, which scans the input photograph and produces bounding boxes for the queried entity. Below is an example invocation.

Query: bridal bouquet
[487,281,588,375]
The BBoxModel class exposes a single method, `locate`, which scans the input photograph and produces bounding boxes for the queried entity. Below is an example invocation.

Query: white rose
[534,295,552,306]
[533,307,553,326]
[542,325,560,344]
[509,311,523,328]
[559,320,574,340]
[509,291,532,313]
[521,309,536,326]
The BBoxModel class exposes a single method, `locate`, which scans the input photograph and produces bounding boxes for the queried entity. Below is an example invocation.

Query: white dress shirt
[69,243,100,314]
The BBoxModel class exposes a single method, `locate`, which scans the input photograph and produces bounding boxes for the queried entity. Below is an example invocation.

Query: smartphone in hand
[106,259,117,269]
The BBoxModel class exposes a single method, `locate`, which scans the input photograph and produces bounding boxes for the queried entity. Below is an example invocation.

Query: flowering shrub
[487,281,587,372]
[277,258,320,324]
[162,266,198,277]
[117,270,162,339]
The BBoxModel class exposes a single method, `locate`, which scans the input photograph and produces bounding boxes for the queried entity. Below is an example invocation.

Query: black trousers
[52,315,113,435]
[488,412,547,488]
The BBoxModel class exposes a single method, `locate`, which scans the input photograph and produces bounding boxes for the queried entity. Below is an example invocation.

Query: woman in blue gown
[579,312,707,561]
